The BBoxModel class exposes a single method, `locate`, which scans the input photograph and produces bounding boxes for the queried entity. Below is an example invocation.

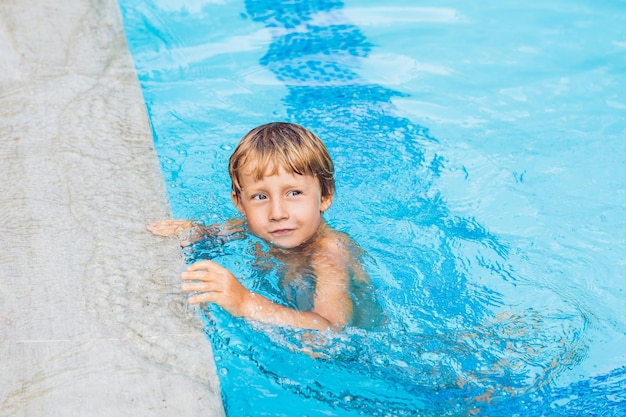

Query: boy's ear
[320,192,333,212]
[232,191,245,215]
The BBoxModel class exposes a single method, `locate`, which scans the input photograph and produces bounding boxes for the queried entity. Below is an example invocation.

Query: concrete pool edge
[0,0,225,415]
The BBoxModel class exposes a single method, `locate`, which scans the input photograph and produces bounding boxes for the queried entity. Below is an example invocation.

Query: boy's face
[232,164,332,249]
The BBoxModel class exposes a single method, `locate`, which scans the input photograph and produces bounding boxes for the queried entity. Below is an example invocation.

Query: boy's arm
[147,219,194,237]
[148,218,245,245]
[181,259,350,331]
[308,241,353,329]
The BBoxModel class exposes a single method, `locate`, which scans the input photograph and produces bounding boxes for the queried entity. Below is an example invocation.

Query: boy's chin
[268,237,316,252]
[269,241,299,250]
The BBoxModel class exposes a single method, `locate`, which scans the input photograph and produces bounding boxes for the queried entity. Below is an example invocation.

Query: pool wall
[0,0,224,415]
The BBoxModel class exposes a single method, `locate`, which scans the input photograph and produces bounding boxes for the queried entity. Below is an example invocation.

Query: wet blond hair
[229,122,335,199]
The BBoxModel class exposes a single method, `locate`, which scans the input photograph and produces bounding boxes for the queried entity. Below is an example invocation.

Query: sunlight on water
[118,0,626,415]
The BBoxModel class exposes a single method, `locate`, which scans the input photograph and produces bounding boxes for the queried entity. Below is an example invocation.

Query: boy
[148,122,381,332]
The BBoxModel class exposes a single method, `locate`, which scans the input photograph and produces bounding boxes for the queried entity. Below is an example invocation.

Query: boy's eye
[252,194,267,200]
[288,190,302,197]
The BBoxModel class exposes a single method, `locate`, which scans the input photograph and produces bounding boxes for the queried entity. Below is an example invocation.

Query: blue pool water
[118,1,626,415]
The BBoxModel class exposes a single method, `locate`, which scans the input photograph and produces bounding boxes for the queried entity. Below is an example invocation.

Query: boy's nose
[269,199,288,221]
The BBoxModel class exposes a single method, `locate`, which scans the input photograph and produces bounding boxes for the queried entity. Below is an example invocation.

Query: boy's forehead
[239,160,291,178]
[238,162,319,188]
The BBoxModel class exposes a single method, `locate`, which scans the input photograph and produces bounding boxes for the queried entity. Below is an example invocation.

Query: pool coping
[0,0,225,415]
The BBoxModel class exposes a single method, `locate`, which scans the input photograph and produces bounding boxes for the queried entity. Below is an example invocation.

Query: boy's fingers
[147,219,193,235]
[181,270,212,281]
[147,222,167,235]
[181,281,219,293]
[187,259,218,271]
[188,292,218,305]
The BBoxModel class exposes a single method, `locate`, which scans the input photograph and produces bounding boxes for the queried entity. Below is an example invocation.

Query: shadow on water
[117,0,625,416]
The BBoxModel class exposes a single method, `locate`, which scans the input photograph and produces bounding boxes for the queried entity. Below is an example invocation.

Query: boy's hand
[180,260,254,318]
[147,219,194,237]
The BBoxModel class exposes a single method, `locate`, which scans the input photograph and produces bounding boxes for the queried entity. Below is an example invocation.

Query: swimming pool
[118,0,626,415]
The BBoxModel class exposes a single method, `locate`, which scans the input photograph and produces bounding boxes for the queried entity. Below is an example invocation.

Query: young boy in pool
[148,122,380,332]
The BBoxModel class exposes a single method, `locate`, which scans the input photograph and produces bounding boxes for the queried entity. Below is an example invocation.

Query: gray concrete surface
[0,1,225,415]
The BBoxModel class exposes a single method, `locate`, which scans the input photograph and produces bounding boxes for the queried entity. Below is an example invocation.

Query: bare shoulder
[221,218,245,235]
[311,225,366,278]
[314,226,356,255]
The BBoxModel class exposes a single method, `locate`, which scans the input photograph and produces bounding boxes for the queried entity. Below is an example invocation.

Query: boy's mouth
[270,228,294,236]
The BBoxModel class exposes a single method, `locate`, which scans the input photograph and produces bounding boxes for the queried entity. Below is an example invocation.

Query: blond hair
[229,122,334,198]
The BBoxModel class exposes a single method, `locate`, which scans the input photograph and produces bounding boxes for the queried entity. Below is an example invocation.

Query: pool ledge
[0,1,225,415]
